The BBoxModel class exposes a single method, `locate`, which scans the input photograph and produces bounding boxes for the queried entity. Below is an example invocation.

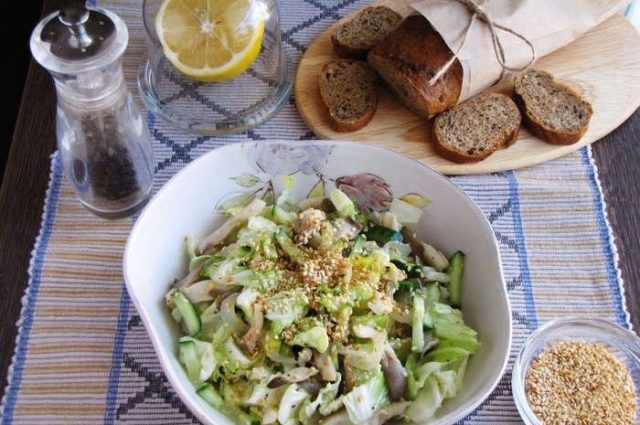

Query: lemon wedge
[156,0,265,82]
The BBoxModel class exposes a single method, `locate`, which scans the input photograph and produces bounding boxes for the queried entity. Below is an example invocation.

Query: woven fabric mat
[1,0,631,424]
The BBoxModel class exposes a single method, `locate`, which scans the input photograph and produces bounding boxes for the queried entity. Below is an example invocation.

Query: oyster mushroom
[401,227,449,272]
[237,303,263,355]
[297,347,314,366]
[342,362,357,393]
[381,343,407,401]
[175,263,204,289]
[298,378,323,399]
[198,198,266,254]
[267,367,319,389]
[314,351,338,382]
[421,333,439,355]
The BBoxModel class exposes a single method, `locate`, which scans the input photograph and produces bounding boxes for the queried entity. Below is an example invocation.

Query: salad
[166,182,480,425]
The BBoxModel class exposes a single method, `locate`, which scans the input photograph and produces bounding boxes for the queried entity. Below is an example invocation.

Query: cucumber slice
[412,294,425,353]
[197,384,257,425]
[197,383,223,407]
[179,339,200,383]
[405,354,419,400]
[447,251,465,307]
[172,290,201,336]
[425,282,440,304]
[329,188,357,218]
[421,283,439,329]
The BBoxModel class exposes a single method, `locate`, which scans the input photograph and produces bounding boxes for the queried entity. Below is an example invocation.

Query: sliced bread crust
[367,15,462,119]
[331,6,403,59]
[514,69,593,145]
[433,93,521,163]
[318,60,378,132]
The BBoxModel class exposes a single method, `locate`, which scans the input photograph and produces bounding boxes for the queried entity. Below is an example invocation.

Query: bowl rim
[123,139,513,425]
[512,316,640,425]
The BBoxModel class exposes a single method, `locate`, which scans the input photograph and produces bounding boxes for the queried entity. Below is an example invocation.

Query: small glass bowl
[512,317,640,424]
[138,0,293,135]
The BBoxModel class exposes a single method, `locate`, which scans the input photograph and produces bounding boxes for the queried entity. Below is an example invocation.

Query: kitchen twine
[429,0,537,85]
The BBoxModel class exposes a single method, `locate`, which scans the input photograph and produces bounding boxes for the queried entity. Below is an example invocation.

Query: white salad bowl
[124,140,512,425]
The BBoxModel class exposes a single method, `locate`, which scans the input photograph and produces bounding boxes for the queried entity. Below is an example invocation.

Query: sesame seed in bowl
[512,317,640,425]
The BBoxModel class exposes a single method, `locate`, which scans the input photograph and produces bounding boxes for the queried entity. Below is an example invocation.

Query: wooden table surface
[1,9,639,404]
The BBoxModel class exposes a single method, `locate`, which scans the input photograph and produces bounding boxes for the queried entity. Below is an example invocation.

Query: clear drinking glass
[31,4,154,219]
[139,0,293,135]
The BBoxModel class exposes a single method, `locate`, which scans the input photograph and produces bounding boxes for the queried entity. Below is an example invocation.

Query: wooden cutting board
[295,0,640,175]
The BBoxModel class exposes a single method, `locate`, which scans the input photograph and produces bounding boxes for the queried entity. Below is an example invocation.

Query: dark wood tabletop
[1,8,639,404]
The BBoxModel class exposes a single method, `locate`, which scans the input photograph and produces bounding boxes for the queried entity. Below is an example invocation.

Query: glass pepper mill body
[31,2,153,218]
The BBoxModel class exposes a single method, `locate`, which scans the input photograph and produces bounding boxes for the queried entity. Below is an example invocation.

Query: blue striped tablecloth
[1,0,631,423]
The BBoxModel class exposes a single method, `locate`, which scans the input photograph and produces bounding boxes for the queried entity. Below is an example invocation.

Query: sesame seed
[525,341,637,425]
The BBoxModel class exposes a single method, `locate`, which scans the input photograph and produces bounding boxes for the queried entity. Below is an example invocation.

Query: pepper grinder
[30,0,154,219]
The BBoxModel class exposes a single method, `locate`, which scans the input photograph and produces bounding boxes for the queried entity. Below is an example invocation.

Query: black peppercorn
[80,110,141,202]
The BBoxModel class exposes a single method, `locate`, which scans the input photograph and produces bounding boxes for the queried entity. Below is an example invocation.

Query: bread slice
[318,60,378,132]
[433,93,521,163]
[367,15,463,119]
[514,69,593,145]
[331,6,402,59]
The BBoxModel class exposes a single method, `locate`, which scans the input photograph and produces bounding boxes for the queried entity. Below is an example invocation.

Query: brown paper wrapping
[406,0,629,100]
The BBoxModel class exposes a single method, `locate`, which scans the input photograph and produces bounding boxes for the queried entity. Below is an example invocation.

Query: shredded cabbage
[343,371,390,423]
[168,187,480,424]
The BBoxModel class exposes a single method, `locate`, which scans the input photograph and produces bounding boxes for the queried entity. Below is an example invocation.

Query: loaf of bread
[318,60,378,132]
[331,6,403,59]
[367,15,462,119]
[514,69,593,145]
[433,93,521,163]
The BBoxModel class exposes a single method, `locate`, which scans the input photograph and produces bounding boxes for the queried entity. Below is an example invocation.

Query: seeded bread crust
[331,6,403,59]
[318,60,378,132]
[433,93,521,163]
[367,15,462,119]
[514,69,593,145]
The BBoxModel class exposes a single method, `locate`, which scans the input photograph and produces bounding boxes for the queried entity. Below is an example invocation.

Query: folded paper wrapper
[406,0,630,101]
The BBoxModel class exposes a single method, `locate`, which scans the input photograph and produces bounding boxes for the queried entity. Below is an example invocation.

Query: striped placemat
[1,0,631,424]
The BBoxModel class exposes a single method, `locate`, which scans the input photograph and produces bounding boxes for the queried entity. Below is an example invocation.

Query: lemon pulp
[156,0,265,82]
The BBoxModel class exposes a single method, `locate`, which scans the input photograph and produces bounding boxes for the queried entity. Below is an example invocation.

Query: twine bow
[429,0,536,86]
